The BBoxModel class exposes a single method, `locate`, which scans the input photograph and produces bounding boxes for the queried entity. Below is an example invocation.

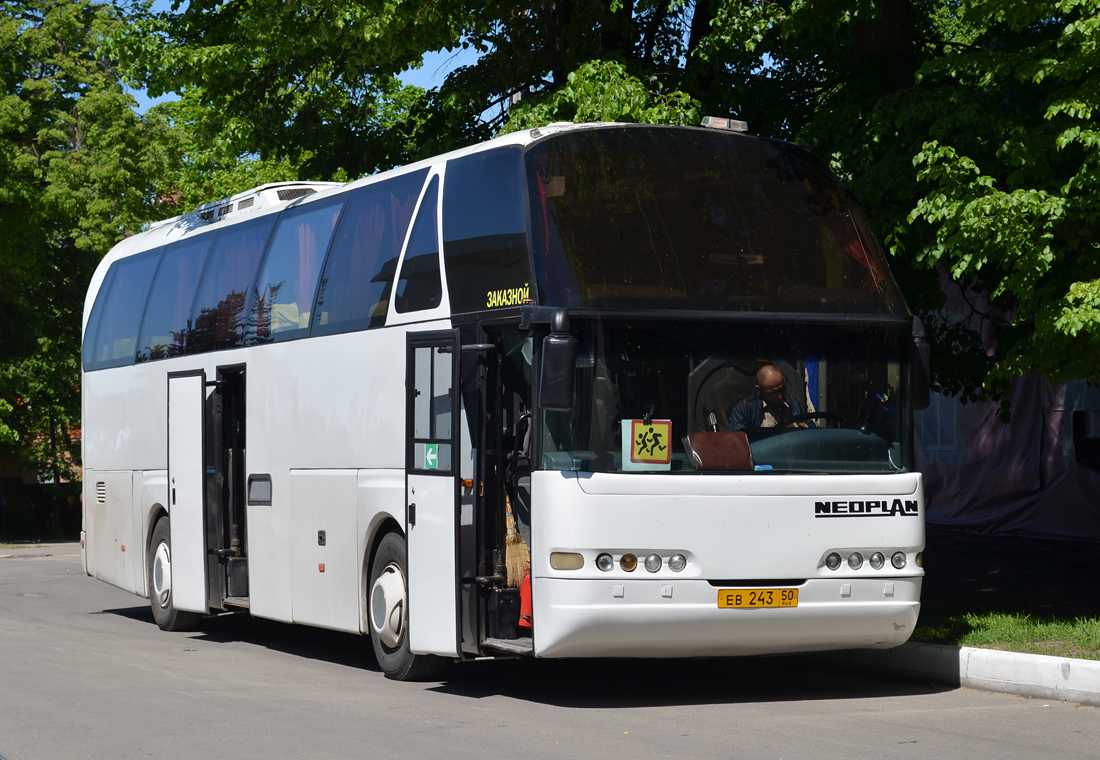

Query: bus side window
[187,215,277,354]
[246,194,346,343]
[394,176,442,314]
[312,169,427,334]
[85,248,163,370]
[442,148,531,314]
[137,235,214,361]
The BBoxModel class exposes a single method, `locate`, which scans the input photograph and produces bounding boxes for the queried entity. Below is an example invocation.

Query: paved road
[1,545,1097,760]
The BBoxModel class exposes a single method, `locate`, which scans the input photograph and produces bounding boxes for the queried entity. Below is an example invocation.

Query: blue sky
[130,1,479,112]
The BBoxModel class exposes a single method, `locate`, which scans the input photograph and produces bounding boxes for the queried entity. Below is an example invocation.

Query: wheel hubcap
[370,562,406,649]
[152,540,172,608]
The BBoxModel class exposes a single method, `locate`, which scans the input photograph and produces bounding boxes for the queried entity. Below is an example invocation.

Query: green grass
[0,542,51,550]
[913,612,1100,661]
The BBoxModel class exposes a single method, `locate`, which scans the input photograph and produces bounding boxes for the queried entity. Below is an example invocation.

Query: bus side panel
[288,469,360,633]
[86,470,137,594]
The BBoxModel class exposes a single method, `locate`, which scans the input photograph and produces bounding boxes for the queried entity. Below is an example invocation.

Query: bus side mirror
[911,316,931,411]
[539,309,577,411]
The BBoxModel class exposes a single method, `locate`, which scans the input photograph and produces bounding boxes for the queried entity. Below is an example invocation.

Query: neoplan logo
[814,499,918,518]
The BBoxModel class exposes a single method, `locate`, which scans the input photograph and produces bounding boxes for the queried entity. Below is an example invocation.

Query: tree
[121,0,1100,403]
[0,0,176,480]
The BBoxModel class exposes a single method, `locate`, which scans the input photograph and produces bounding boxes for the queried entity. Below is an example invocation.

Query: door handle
[408,503,416,526]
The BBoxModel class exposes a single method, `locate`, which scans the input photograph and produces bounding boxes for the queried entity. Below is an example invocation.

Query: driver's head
[756,365,786,406]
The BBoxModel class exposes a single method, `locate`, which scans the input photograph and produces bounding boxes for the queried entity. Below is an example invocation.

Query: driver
[729,364,813,431]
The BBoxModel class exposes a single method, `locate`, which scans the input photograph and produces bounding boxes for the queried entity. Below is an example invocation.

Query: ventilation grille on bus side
[237,197,255,210]
[277,188,317,201]
[96,482,106,504]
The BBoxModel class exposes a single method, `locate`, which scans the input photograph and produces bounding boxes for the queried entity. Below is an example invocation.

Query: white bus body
[82,122,926,679]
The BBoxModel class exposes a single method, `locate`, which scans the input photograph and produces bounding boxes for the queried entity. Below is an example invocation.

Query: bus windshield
[539,317,910,474]
[525,126,905,314]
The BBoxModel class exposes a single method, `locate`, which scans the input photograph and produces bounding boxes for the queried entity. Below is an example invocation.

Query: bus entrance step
[483,637,533,656]
[222,596,250,609]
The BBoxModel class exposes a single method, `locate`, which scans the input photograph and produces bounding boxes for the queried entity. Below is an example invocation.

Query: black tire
[367,531,446,681]
[147,516,203,632]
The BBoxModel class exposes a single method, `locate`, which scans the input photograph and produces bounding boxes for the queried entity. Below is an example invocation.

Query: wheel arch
[360,514,404,635]
[143,503,169,599]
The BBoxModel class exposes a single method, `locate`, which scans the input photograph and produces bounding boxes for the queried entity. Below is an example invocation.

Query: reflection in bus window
[85,249,163,370]
[247,195,346,343]
[137,235,214,361]
[188,216,276,353]
[313,170,427,334]
[525,127,904,313]
[395,176,442,313]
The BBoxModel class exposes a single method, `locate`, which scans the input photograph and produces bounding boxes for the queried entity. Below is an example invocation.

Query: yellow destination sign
[630,419,672,464]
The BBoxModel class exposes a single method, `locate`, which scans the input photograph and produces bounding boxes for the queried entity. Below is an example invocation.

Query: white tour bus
[81,120,930,680]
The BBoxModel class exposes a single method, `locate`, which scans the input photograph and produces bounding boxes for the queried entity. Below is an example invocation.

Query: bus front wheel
[367,531,445,681]
[146,516,203,632]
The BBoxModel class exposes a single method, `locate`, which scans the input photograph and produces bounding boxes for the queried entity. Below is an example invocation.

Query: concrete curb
[834,641,1100,707]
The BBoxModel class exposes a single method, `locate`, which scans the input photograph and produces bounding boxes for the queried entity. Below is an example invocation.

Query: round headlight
[668,554,687,572]
[847,552,864,570]
[644,553,662,573]
[825,552,842,571]
[869,552,885,570]
[620,553,638,572]
[596,553,614,572]
[891,551,907,569]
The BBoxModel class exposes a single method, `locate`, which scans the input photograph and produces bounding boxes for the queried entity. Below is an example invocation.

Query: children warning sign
[622,419,673,471]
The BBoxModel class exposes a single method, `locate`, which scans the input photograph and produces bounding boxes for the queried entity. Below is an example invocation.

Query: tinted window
[443,149,532,313]
[188,216,276,353]
[85,249,163,370]
[525,127,905,314]
[83,265,117,370]
[395,176,442,313]
[313,170,427,335]
[137,235,214,361]
[247,195,345,343]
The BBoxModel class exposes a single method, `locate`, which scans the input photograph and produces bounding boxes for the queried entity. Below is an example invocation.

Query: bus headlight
[668,554,687,572]
[550,552,584,570]
[869,552,885,570]
[596,553,614,572]
[644,554,662,573]
[891,551,907,569]
[825,552,842,570]
[847,552,864,570]
[620,553,638,572]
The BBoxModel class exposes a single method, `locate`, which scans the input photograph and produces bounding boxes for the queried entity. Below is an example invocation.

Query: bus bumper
[531,576,922,659]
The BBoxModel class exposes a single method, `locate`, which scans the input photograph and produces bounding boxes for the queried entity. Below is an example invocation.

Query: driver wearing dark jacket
[728,364,813,431]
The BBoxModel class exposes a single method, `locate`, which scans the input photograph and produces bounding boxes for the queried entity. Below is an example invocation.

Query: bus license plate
[717,588,798,609]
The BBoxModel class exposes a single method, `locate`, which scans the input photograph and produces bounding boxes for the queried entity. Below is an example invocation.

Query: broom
[504,493,530,589]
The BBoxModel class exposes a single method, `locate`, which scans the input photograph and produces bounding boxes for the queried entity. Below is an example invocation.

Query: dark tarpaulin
[915,373,1100,543]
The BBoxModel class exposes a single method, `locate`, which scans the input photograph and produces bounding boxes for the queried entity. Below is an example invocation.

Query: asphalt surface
[1,542,1098,759]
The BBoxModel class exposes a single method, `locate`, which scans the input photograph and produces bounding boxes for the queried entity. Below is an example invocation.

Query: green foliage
[502,60,700,134]
[914,611,1100,661]
[0,0,174,480]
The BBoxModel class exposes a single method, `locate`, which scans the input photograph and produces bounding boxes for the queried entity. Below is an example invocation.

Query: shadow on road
[101,601,950,707]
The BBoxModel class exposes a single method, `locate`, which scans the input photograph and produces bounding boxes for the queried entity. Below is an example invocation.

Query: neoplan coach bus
[81,119,930,680]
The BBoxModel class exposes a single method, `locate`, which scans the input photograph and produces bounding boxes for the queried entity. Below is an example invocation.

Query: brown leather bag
[682,431,755,471]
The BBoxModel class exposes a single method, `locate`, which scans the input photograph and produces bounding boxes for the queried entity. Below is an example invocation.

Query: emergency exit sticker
[628,419,672,465]
[424,443,438,470]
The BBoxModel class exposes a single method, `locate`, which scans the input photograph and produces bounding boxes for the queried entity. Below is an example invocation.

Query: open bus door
[404,330,462,657]
[166,370,208,614]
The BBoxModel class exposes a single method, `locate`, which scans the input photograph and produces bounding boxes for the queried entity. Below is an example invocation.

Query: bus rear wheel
[147,516,203,632]
[367,531,445,681]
